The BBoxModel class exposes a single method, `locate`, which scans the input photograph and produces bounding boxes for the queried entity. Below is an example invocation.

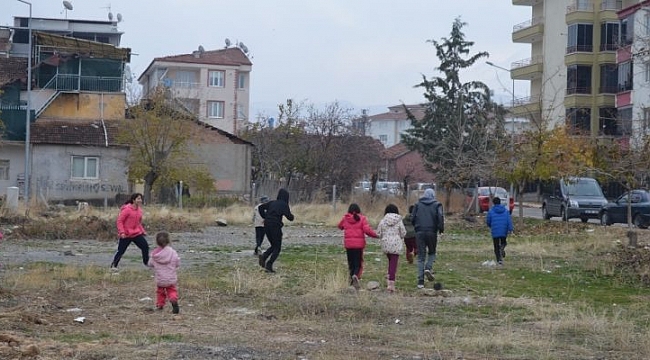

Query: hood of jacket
[382,213,402,226]
[276,188,290,203]
[152,246,175,265]
[418,188,437,205]
[491,204,507,214]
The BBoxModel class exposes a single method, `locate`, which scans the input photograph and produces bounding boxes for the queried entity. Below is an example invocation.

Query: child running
[338,203,378,290]
[376,204,407,292]
[403,205,417,264]
[148,231,181,314]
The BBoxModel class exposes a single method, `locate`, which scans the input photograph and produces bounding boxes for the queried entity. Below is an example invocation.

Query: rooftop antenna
[101,4,114,22]
[116,13,123,23]
[62,1,73,19]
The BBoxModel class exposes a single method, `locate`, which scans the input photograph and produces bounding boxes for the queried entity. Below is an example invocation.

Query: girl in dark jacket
[258,188,294,273]
[338,203,378,289]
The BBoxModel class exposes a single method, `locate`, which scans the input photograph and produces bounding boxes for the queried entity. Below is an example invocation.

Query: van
[541,177,608,222]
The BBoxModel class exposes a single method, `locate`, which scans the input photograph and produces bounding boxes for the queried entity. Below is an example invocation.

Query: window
[567,23,593,53]
[644,107,650,133]
[599,64,617,93]
[378,134,388,145]
[566,65,592,94]
[236,103,246,119]
[71,156,98,179]
[0,160,9,181]
[620,15,634,46]
[566,108,591,135]
[207,101,224,118]
[617,107,633,136]
[600,22,619,51]
[645,62,650,82]
[599,107,618,135]
[237,73,246,89]
[175,70,197,88]
[618,61,633,91]
[208,71,224,87]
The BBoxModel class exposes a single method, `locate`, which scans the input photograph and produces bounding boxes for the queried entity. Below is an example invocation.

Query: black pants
[255,227,266,248]
[262,225,283,270]
[346,248,363,279]
[111,234,149,267]
[492,237,507,263]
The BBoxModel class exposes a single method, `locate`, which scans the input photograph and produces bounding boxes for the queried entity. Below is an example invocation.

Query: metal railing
[511,56,544,70]
[567,0,593,13]
[566,44,594,53]
[600,0,622,11]
[41,74,123,92]
[513,17,543,32]
[566,86,592,95]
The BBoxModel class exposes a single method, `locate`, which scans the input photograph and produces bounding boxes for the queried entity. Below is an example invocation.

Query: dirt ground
[2,225,456,360]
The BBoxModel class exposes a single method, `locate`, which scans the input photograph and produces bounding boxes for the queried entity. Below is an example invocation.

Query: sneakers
[110,265,119,272]
[351,275,360,290]
[265,267,276,274]
[417,284,425,289]
[406,252,414,264]
[424,269,435,282]
[258,255,266,268]
[171,301,179,314]
[253,247,259,256]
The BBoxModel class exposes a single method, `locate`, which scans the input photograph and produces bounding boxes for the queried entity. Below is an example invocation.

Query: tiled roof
[30,120,126,147]
[0,57,26,87]
[154,47,252,66]
[383,142,411,159]
[369,104,425,121]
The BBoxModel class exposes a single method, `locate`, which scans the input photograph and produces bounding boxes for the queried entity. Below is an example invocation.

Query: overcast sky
[3,0,531,118]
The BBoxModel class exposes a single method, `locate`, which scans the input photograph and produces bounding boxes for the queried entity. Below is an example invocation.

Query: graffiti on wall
[37,178,125,194]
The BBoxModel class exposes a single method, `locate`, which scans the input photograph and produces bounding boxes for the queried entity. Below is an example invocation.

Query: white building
[365,104,424,148]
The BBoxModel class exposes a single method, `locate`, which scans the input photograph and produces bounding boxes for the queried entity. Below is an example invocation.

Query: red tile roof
[155,47,251,66]
[383,142,411,159]
[30,120,126,147]
[369,104,425,121]
[0,57,27,87]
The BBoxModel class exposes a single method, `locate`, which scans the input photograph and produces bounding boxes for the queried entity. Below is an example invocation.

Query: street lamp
[17,0,32,204]
[486,61,516,199]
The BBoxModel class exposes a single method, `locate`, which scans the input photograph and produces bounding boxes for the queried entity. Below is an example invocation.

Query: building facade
[511,0,642,137]
[138,47,252,134]
[365,104,424,148]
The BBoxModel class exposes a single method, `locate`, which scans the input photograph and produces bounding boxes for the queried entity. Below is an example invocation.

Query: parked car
[541,177,608,222]
[410,182,435,199]
[599,189,650,229]
[466,186,514,214]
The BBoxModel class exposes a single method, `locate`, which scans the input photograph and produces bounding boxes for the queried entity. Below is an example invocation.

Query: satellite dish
[241,45,249,54]
[108,12,114,21]
[238,42,244,48]
[63,1,73,10]
[225,38,231,47]
[116,13,123,22]
[198,45,205,53]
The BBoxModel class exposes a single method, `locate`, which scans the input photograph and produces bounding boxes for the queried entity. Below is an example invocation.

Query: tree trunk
[627,230,638,248]
[143,171,158,204]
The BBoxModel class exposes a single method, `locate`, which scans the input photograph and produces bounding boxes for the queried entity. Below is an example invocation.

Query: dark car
[541,177,608,222]
[599,189,650,229]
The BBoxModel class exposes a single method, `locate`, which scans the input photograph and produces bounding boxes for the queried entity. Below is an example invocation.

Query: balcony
[511,56,543,80]
[511,96,541,117]
[41,74,124,92]
[566,1,595,23]
[600,0,622,11]
[512,0,540,5]
[512,17,544,43]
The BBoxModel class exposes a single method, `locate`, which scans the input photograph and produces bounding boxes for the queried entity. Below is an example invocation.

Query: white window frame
[645,62,650,82]
[378,134,388,145]
[175,70,198,88]
[236,103,246,119]
[71,156,99,179]
[237,73,246,89]
[207,101,224,118]
[0,159,9,181]
[208,70,225,88]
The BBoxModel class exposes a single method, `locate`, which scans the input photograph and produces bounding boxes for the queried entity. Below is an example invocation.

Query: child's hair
[492,197,501,205]
[347,203,361,221]
[125,193,143,205]
[385,204,399,215]
[156,231,171,247]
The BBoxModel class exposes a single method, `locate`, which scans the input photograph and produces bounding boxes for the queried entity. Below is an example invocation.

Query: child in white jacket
[376,204,406,292]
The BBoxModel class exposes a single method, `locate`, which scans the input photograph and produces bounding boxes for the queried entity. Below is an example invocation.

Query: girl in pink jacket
[111,193,149,270]
[338,203,377,290]
[148,231,181,314]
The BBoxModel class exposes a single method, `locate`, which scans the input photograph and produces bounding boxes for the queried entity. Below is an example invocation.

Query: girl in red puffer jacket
[338,203,378,290]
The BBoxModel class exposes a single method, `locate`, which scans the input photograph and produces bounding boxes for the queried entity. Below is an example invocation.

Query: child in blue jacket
[486,197,514,265]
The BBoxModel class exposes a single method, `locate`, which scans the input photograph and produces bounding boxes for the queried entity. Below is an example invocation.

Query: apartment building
[511,0,643,137]
[138,46,252,134]
[616,1,650,147]
[365,104,425,148]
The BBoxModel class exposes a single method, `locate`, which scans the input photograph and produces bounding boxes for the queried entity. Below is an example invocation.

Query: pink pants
[156,284,178,308]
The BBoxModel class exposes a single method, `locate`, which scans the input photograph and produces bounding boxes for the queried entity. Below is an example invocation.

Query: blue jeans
[415,231,438,283]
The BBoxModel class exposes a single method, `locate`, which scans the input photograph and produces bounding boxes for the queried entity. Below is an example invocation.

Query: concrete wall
[40,93,126,121]
[188,140,251,194]
[31,144,129,203]
[0,142,26,192]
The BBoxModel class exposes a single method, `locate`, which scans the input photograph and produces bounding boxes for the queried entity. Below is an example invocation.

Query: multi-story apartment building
[511,0,642,137]
[365,104,424,148]
[138,47,252,134]
[616,0,650,147]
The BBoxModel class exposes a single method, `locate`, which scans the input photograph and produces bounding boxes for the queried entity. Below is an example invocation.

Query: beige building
[138,46,252,134]
[511,0,643,136]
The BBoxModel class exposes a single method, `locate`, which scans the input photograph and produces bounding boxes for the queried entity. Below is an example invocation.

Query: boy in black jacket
[258,188,294,273]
